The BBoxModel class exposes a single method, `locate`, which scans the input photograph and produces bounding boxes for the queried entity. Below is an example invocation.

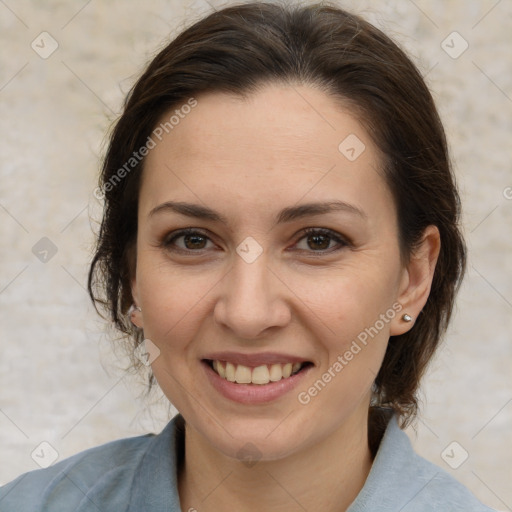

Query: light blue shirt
[0,413,495,511]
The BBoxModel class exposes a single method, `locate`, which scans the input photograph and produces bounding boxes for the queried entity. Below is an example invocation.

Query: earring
[402,314,412,322]
[128,305,142,328]
[128,304,142,316]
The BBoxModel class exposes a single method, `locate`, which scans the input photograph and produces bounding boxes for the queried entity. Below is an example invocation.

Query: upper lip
[202,351,312,367]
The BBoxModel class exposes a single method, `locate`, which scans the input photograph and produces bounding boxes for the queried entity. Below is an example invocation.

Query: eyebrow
[148,200,367,225]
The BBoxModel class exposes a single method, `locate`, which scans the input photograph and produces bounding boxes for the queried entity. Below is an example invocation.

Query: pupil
[309,234,329,250]
[185,234,205,249]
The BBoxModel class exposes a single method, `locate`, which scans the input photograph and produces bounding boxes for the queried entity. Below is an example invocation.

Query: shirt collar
[347,413,436,511]
[129,411,416,512]
[128,414,184,512]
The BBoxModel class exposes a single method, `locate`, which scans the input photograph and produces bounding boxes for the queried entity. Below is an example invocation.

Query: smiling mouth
[204,359,313,385]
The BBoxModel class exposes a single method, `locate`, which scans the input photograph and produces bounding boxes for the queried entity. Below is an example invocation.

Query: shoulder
[0,431,156,512]
[349,412,496,512]
[403,446,496,511]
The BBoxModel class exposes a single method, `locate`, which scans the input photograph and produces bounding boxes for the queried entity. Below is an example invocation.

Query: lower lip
[202,361,313,405]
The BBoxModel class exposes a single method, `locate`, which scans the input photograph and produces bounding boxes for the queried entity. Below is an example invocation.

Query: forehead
[140,84,392,225]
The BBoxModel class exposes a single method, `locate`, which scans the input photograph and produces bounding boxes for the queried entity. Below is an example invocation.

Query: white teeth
[217,361,226,378]
[234,364,252,384]
[211,360,305,385]
[269,364,282,382]
[225,362,236,382]
[252,365,270,384]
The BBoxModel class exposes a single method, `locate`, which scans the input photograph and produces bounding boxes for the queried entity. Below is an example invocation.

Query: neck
[178,406,374,512]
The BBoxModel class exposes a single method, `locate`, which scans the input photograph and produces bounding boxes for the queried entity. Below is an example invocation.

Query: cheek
[297,275,394,416]
[135,260,213,409]
[301,264,399,340]
[135,256,210,346]
[297,266,398,394]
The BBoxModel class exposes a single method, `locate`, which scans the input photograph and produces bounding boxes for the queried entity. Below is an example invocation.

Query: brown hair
[88,1,466,429]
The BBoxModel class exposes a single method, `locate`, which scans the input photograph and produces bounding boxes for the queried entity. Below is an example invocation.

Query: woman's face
[132,84,412,461]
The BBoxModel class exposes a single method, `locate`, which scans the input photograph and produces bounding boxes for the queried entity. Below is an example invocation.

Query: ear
[130,275,144,329]
[390,225,441,336]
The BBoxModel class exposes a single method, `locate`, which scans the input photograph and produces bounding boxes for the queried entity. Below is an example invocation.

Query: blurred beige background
[0,0,511,509]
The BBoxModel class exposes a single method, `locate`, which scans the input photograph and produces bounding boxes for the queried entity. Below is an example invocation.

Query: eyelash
[161,227,350,255]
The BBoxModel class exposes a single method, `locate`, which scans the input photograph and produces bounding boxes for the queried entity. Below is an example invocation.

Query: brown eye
[294,228,349,253]
[163,229,213,252]
[161,227,349,255]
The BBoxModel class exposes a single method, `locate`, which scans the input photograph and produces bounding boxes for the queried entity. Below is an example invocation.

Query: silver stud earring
[128,304,142,329]
[128,305,142,325]
[402,314,412,322]
[128,304,142,315]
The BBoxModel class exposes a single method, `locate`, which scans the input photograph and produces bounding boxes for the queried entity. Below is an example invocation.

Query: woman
[0,2,495,510]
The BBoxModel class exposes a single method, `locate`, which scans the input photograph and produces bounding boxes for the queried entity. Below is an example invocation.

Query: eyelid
[161,228,213,252]
[161,227,351,254]
[295,227,351,251]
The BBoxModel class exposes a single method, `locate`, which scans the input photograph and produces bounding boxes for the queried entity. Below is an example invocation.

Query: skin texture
[130,84,440,511]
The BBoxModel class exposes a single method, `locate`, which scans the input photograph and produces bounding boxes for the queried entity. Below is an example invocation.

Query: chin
[193,411,317,463]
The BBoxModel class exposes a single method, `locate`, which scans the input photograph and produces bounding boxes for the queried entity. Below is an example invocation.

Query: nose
[213,250,291,339]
